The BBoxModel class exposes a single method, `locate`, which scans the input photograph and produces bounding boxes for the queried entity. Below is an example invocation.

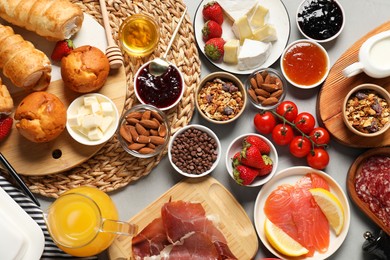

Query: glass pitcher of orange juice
[44,186,138,257]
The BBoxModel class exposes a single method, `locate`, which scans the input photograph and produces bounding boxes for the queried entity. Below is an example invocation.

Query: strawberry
[202,1,224,25]
[0,116,12,142]
[240,143,264,169]
[51,39,74,61]
[202,20,222,42]
[233,164,259,185]
[244,135,271,155]
[231,151,241,167]
[204,38,225,61]
[258,155,273,176]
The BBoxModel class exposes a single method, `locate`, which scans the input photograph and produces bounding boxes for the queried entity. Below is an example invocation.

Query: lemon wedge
[310,188,344,235]
[264,218,309,257]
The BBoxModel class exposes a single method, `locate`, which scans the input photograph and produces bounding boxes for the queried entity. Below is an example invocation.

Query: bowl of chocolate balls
[168,124,221,178]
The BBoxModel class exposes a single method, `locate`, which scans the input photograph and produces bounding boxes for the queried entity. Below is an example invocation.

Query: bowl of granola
[342,83,390,137]
[196,72,247,124]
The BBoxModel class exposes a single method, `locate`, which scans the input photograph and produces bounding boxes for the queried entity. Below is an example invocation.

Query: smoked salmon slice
[264,173,330,256]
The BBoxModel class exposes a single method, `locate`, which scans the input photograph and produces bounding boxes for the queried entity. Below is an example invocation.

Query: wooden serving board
[0,66,126,176]
[108,176,259,260]
[317,21,390,148]
[347,147,390,235]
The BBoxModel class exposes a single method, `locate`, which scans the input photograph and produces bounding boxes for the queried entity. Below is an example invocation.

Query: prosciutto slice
[132,200,237,260]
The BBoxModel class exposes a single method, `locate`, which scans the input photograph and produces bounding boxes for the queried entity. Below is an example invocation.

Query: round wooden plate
[347,147,390,235]
[0,14,127,176]
[317,21,390,148]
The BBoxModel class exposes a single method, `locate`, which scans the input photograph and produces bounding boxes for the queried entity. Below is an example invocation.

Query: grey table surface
[38,0,390,259]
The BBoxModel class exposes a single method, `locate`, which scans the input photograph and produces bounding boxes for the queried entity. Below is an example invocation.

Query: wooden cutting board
[0,67,126,176]
[347,147,390,235]
[108,176,259,260]
[317,21,390,148]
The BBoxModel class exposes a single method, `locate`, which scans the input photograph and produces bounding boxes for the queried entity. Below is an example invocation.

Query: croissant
[0,0,84,41]
[0,24,51,91]
[0,77,13,114]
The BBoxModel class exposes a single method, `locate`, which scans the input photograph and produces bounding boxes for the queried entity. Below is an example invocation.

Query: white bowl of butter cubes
[66,93,119,146]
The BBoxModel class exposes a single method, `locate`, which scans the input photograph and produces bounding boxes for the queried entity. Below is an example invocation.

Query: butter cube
[81,114,102,129]
[100,102,113,115]
[90,101,101,114]
[252,24,278,42]
[88,128,104,141]
[83,96,99,107]
[223,39,240,64]
[99,116,113,133]
[68,115,81,128]
[78,105,91,116]
[249,4,269,28]
[232,15,253,43]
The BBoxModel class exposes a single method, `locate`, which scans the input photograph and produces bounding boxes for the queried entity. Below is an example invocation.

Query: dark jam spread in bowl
[135,62,184,110]
[297,0,344,42]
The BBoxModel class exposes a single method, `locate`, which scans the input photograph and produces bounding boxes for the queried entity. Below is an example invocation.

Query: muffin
[61,45,110,93]
[14,92,67,143]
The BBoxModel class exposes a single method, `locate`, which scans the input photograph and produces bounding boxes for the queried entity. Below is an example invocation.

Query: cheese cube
[238,39,271,70]
[90,101,101,114]
[249,4,269,28]
[99,116,113,133]
[88,128,104,141]
[78,105,92,116]
[252,24,278,42]
[223,39,240,64]
[232,15,253,43]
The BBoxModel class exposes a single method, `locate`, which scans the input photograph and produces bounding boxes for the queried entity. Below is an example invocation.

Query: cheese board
[108,176,259,260]
[317,21,390,148]
[347,147,390,236]
[194,0,290,75]
[0,13,127,176]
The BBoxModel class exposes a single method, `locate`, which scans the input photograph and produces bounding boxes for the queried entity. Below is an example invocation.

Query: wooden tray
[317,21,390,148]
[108,176,259,260]
[347,147,390,235]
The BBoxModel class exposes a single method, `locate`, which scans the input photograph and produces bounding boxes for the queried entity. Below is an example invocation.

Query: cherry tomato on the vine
[272,124,294,146]
[289,136,312,158]
[276,101,298,122]
[253,111,277,134]
[307,148,329,170]
[310,127,330,145]
[294,112,316,134]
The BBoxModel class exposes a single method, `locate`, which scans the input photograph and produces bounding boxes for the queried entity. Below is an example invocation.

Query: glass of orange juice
[44,187,137,257]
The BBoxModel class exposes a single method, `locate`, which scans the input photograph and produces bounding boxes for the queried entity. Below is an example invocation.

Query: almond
[158,124,167,137]
[129,125,139,142]
[151,111,163,122]
[126,111,142,120]
[150,135,166,145]
[255,73,264,86]
[262,97,279,106]
[141,110,151,120]
[128,143,146,150]
[139,119,159,129]
[139,147,155,154]
[248,88,258,102]
[261,83,279,93]
[126,117,139,125]
[250,77,258,89]
[271,89,284,98]
[135,122,149,136]
[119,125,133,143]
[136,135,151,144]
[255,88,271,98]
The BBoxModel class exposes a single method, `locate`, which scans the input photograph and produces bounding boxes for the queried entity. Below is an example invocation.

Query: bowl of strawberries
[226,134,278,187]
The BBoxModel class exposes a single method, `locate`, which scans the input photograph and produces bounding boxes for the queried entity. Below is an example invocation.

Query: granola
[345,90,389,133]
[197,78,244,121]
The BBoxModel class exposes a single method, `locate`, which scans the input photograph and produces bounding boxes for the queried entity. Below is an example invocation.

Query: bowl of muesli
[195,72,247,124]
[342,83,390,137]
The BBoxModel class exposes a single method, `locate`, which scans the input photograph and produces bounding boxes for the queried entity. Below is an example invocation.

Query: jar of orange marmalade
[118,13,160,57]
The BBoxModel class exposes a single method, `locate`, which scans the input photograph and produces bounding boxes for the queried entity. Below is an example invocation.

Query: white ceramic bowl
[296,0,345,43]
[134,60,185,111]
[226,133,278,187]
[280,39,330,89]
[342,83,390,137]
[66,93,119,146]
[168,124,221,178]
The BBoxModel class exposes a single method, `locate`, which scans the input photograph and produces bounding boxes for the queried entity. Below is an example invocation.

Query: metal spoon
[149,7,188,77]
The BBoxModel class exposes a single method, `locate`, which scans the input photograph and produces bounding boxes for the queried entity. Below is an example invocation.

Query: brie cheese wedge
[238,39,271,70]
[217,0,258,22]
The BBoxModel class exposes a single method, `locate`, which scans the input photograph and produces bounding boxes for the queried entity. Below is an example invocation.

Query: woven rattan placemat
[21,0,200,198]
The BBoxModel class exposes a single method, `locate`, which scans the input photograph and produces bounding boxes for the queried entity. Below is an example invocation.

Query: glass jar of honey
[118,13,160,57]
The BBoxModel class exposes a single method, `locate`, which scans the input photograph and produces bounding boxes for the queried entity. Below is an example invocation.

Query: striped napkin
[0,174,97,260]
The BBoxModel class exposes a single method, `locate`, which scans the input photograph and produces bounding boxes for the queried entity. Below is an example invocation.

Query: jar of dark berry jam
[134,61,185,110]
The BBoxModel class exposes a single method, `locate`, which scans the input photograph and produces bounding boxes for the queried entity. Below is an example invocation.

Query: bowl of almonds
[246,68,287,110]
[117,104,170,158]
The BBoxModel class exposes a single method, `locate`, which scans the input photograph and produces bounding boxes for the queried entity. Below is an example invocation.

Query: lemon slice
[264,218,309,257]
[310,188,344,235]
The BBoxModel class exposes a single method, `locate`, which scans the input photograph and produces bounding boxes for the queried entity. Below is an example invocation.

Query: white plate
[0,187,45,260]
[194,0,291,75]
[254,166,350,259]
[0,13,107,84]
